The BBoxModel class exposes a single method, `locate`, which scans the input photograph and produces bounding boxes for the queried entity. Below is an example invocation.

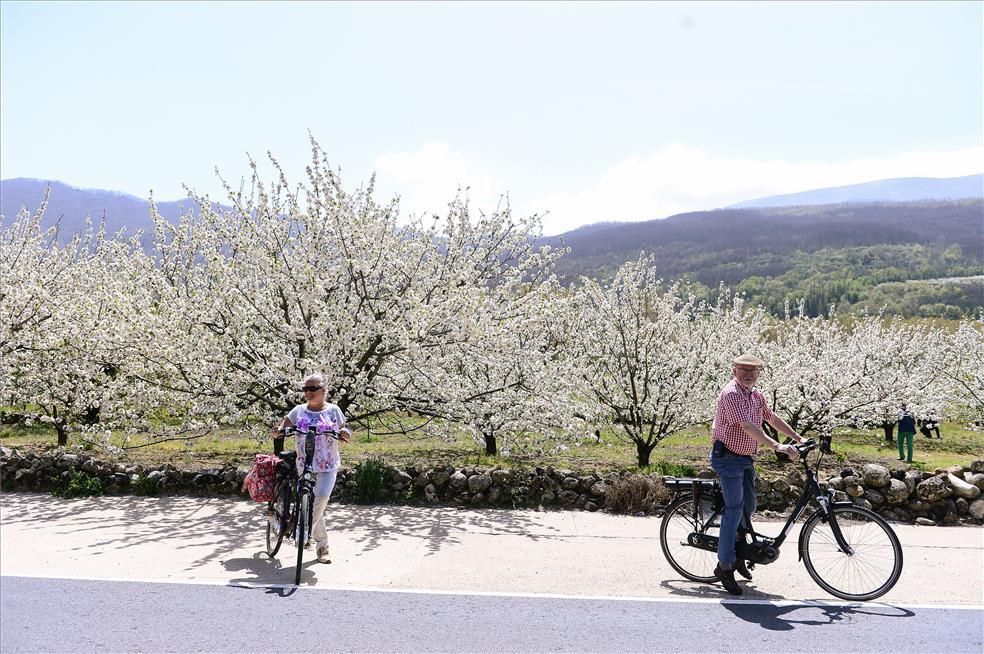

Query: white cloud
[372,142,982,237]
[525,145,984,235]
[373,143,502,221]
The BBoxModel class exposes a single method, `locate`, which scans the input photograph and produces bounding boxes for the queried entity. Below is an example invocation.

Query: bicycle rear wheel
[265,481,290,557]
[294,492,311,585]
[659,495,719,583]
[801,505,903,601]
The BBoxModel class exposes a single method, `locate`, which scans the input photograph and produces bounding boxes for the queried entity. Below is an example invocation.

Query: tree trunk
[484,432,497,456]
[635,440,655,467]
[56,422,68,447]
[881,421,895,443]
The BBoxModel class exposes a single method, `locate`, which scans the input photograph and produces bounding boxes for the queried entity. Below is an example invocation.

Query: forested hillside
[551,200,983,317]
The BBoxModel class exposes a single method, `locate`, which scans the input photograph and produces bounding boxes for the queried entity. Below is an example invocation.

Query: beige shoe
[316,544,331,564]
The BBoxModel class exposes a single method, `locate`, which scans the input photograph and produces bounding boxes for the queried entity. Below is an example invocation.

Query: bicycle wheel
[801,505,903,601]
[660,494,719,583]
[294,492,311,585]
[265,481,290,557]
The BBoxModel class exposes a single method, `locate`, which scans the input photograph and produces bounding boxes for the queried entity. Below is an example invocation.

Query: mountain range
[2,174,981,316]
[1,174,981,242]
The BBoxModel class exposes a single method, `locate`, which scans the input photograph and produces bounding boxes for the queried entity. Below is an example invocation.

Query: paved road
[1,493,982,652]
[2,576,982,653]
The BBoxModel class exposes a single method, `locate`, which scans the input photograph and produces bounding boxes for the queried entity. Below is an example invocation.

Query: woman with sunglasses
[272,373,351,563]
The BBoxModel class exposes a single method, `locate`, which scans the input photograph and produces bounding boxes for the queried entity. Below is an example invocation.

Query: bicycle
[265,425,342,585]
[659,436,903,601]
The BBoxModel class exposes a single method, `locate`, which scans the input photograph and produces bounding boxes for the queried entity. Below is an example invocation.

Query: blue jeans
[710,449,756,569]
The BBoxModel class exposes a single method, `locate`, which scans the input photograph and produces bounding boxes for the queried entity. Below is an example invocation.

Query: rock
[430,470,451,487]
[58,454,80,467]
[862,464,891,489]
[970,460,984,474]
[771,479,790,493]
[903,470,922,495]
[786,468,805,486]
[844,483,865,498]
[449,471,468,489]
[865,489,886,507]
[412,474,430,489]
[468,474,493,494]
[947,473,981,500]
[696,468,716,479]
[916,475,952,502]
[561,477,580,491]
[491,469,512,486]
[915,517,936,526]
[540,490,555,505]
[947,464,966,477]
[886,479,910,505]
[585,501,598,512]
[852,498,872,511]
[558,490,579,507]
[469,493,485,506]
[955,498,969,515]
[840,467,859,479]
[832,490,850,503]
[754,477,770,493]
[879,509,900,522]
[965,472,984,492]
[969,498,984,520]
[578,476,597,492]
[589,481,607,497]
[424,483,438,504]
[827,476,845,491]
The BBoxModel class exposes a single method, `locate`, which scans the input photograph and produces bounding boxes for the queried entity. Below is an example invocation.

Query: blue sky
[2,1,981,235]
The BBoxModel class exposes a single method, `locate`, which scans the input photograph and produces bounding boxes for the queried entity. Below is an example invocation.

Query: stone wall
[1,446,981,526]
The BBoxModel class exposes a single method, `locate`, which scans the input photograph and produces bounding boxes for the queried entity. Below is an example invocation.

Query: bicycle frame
[677,437,857,562]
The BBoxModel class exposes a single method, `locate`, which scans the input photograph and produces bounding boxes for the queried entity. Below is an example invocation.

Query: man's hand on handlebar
[776,442,800,459]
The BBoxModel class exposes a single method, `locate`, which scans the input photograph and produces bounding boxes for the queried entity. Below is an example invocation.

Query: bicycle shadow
[659,579,916,631]
[720,601,916,631]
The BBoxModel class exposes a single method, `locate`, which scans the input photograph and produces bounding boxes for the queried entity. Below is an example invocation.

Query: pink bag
[242,454,281,502]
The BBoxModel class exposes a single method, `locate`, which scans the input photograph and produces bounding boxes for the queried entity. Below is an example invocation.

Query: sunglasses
[301,385,324,393]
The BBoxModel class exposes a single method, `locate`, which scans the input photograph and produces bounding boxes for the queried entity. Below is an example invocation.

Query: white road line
[3,573,983,611]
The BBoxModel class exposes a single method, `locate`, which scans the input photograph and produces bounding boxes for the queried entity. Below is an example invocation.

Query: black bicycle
[659,436,903,601]
[265,425,341,585]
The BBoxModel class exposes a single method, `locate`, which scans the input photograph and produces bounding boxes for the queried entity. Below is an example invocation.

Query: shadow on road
[0,493,563,584]
[721,601,916,631]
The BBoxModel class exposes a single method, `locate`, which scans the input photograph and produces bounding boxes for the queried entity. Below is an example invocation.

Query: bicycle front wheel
[801,505,903,601]
[265,481,290,557]
[294,492,311,585]
[659,495,719,583]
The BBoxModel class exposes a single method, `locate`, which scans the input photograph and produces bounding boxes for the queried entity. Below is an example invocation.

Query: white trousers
[311,470,338,546]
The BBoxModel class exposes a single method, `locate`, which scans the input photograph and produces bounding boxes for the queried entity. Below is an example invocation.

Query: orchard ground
[1,420,981,481]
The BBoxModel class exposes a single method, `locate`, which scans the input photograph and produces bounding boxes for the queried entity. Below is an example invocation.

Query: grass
[2,419,981,478]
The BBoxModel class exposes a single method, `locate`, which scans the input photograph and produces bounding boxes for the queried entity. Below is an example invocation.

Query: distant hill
[550,199,983,317]
[551,200,983,284]
[728,174,983,209]
[0,178,223,243]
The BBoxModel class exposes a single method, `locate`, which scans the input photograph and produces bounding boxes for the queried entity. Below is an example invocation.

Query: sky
[1,1,982,236]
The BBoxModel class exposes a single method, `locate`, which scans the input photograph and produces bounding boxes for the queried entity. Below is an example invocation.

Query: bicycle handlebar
[276,426,344,441]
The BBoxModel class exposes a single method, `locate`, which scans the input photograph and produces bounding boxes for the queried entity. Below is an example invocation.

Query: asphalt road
[2,576,982,653]
[1,493,982,653]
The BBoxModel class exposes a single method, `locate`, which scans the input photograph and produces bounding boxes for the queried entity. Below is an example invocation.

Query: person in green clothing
[897,404,916,463]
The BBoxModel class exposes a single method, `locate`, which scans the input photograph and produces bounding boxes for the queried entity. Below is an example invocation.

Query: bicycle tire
[265,481,290,557]
[801,505,903,601]
[294,491,311,585]
[659,494,719,583]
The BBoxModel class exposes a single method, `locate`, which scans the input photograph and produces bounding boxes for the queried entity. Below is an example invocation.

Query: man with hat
[710,353,805,595]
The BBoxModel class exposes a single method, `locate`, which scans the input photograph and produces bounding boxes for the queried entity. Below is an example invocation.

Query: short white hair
[301,373,326,388]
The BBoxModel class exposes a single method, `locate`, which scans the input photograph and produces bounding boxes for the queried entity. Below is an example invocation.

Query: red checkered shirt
[711,379,776,456]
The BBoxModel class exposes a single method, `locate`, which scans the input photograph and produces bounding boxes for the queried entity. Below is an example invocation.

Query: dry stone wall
[1,446,981,526]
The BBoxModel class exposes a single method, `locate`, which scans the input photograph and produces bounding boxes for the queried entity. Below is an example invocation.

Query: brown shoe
[714,564,743,596]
